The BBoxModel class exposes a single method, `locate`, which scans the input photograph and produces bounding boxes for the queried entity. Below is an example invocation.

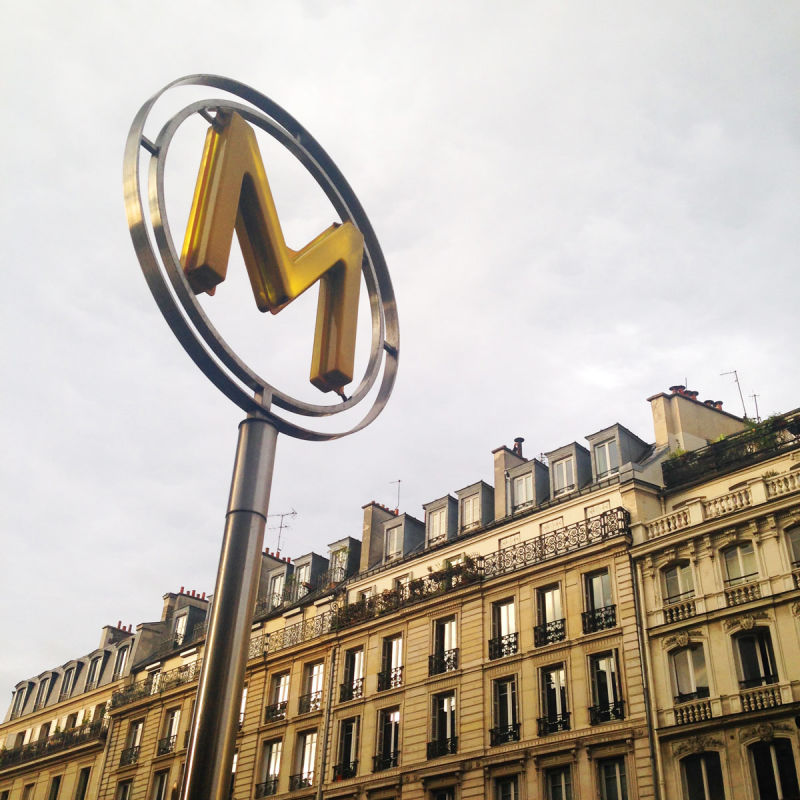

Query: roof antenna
[390,479,401,513]
[721,370,748,418]
[749,394,761,423]
[267,509,297,552]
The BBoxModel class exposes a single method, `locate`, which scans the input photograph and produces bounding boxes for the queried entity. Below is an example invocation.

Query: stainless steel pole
[181,414,278,800]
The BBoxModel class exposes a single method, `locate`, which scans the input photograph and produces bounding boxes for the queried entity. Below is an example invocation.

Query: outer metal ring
[123,75,399,441]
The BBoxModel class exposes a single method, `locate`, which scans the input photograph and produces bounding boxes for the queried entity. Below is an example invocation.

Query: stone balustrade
[674,699,713,725]
[646,509,690,540]
[740,685,782,712]
[725,582,761,607]
[663,599,696,623]
[767,471,800,498]
[703,487,751,519]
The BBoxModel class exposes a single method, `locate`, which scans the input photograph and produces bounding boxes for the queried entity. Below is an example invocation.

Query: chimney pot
[669,385,686,395]
[117,620,122,629]
[685,389,699,400]
[513,436,525,457]
[179,586,184,594]
[287,557,292,563]
[715,400,723,410]
[201,592,206,600]
[704,400,715,407]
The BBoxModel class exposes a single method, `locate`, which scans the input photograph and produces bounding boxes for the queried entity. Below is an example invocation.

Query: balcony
[427,737,457,758]
[264,701,287,722]
[675,698,713,726]
[488,632,518,660]
[725,577,761,606]
[298,691,322,714]
[119,745,140,766]
[534,619,566,647]
[739,674,778,690]
[490,723,520,746]
[589,700,625,725]
[111,660,202,709]
[254,778,278,797]
[377,667,403,691]
[675,687,710,704]
[0,720,107,769]
[156,734,176,756]
[288,773,313,791]
[663,596,697,623]
[537,713,570,735]
[373,751,399,772]
[582,605,616,634]
[332,761,358,780]
[740,685,782,712]
[429,649,459,675]
[339,679,363,702]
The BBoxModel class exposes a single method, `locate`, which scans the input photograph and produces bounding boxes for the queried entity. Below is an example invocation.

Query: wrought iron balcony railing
[119,745,140,766]
[534,619,566,646]
[490,723,520,746]
[0,720,107,769]
[538,713,570,735]
[377,667,404,691]
[739,674,778,690]
[298,690,322,714]
[254,778,278,797]
[288,773,313,791]
[675,687,710,704]
[332,761,358,780]
[582,605,616,633]
[427,737,458,758]
[488,632,518,659]
[156,734,177,756]
[664,589,695,605]
[264,700,287,722]
[589,700,625,724]
[429,648,459,675]
[111,660,202,709]
[339,679,363,702]
[373,751,399,772]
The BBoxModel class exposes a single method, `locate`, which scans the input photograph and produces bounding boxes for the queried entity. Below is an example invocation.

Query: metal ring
[123,75,398,441]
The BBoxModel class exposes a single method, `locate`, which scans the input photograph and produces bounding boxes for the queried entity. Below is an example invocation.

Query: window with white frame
[113,647,129,679]
[294,730,317,787]
[681,751,725,800]
[490,599,518,659]
[546,765,573,800]
[337,717,359,776]
[540,664,569,732]
[461,495,480,529]
[431,692,456,748]
[260,738,282,790]
[379,635,403,690]
[86,656,102,690]
[595,439,619,478]
[342,647,364,700]
[734,629,777,688]
[512,473,533,510]
[295,564,310,587]
[300,662,324,712]
[553,457,575,495]
[663,562,694,604]
[376,708,400,769]
[385,526,402,560]
[330,549,348,581]
[115,781,132,800]
[11,685,28,717]
[589,652,624,723]
[748,738,800,800]
[33,677,50,710]
[598,757,628,800]
[270,573,285,608]
[151,770,169,800]
[174,614,188,646]
[492,676,518,743]
[60,667,75,700]
[722,542,757,586]
[670,645,709,703]
[428,508,447,543]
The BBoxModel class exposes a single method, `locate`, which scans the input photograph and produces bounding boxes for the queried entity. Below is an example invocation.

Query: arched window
[786,527,800,568]
[670,645,709,703]
[663,562,694,604]
[748,738,800,800]
[682,751,725,800]
[722,542,757,586]
[113,647,129,679]
[733,629,777,689]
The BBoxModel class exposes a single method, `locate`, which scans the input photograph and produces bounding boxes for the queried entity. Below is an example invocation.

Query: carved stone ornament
[738,722,793,743]
[643,556,655,579]
[662,629,702,650]
[676,632,690,647]
[791,602,800,618]
[672,735,724,757]
[724,611,769,632]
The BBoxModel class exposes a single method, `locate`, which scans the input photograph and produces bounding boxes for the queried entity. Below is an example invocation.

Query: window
[535,585,565,646]
[513,473,533,510]
[430,616,458,675]
[174,614,188,646]
[113,647,129,680]
[239,685,247,728]
[291,730,317,789]
[553,457,575,495]
[34,676,51,710]
[489,599,518,659]
[378,635,403,690]
[300,662,324,713]
[491,676,519,745]
[121,719,144,765]
[149,668,161,695]
[61,667,75,700]
[86,656,102,690]
[787,528,800,566]
[341,647,364,701]
[115,781,132,800]
[748,738,800,800]
[335,717,359,780]
[598,758,627,800]
[583,569,615,632]
[589,652,624,724]
[671,646,709,703]
[385,526,402,560]
[428,693,457,757]
[723,542,757,586]
[47,776,62,800]
[330,549,348,582]
[257,739,282,797]
[158,708,180,755]
[11,685,28,717]
[22,787,35,800]
[151,770,169,800]
[663,562,694,604]
[595,439,619,478]
[74,767,91,800]
[295,563,310,586]
[270,573,285,608]
[432,790,455,800]
[266,672,289,720]
[461,495,479,529]
[546,766,573,800]
[735,629,777,688]
[495,776,518,800]
[375,708,400,771]
[682,751,725,800]
[539,665,569,734]
[428,508,447,543]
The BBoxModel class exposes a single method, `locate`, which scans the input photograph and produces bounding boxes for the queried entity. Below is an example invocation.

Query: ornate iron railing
[0,720,107,768]
[373,751,399,771]
[488,632,518,659]
[429,648,459,675]
[538,713,570,735]
[377,667,403,691]
[534,619,566,646]
[288,773,313,790]
[156,734,176,755]
[332,761,358,780]
[675,687,710,704]
[427,737,457,758]
[298,690,322,714]
[589,700,625,724]
[339,679,363,702]
[582,605,616,633]
[264,701,287,722]
[111,660,202,709]
[119,745,139,766]
[483,509,629,578]
[490,723,520,746]
[254,778,278,797]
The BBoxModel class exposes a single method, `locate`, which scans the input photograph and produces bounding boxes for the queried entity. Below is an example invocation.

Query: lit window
[595,439,619,478]
[553,458,575,495]
[670,646,709,703]
[722,542,757,586]
[663,562,694,604]
[512,473,533,510]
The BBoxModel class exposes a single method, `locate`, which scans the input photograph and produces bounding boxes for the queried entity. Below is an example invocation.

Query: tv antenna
[390,479,402,512]
[267,509,297,552]
[750,394,761,423]
[721,370,748,418]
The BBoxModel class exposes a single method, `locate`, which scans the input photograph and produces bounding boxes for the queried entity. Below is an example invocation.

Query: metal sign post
[123,76,399,800]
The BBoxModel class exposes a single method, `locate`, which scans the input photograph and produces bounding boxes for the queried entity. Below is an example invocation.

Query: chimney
[491,441,526,521]
[360,501,397,571]
[669,385,686,395]
[117,620,122,629]
[513,437,524,457]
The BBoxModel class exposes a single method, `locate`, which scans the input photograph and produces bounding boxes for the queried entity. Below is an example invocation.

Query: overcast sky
[1,1,798,699]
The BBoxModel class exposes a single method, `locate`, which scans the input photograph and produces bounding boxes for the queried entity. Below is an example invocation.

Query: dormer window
[594,439,619,479]
[174,614,188,647]
[113,647,129,680]
[461,495,479,530]
[553,458,575,496]
[428,508,446,543]
[512,473,533,511]
[330,549,347,582]
[385,526,402,560]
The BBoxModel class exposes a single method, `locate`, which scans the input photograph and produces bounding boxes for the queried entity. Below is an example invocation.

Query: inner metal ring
[123,75,399,441]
